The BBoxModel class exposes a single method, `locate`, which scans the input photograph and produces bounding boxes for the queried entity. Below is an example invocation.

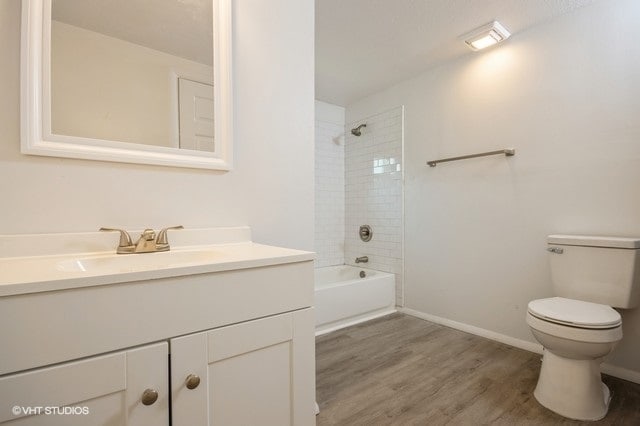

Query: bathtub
[314,265,396,335]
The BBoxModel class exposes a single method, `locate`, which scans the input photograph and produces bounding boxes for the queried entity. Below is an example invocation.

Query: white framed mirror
[21,0,233,170]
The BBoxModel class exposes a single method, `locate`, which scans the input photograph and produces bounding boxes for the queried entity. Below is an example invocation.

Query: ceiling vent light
[462,21,510,51]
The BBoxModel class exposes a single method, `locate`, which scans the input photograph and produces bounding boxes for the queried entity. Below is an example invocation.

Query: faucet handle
[99,227,133,247]
[157,226,184,245]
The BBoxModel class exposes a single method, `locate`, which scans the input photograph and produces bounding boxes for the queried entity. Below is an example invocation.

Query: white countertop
[0,227,314,297]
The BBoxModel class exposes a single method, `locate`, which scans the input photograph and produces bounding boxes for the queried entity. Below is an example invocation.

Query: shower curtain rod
[427,148,515,167]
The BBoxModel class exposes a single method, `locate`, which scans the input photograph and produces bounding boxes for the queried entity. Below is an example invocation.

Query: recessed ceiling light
[462,21,511,51]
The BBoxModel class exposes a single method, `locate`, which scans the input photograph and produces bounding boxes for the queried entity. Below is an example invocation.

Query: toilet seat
[526,312,622,344]
[528,297,621,329]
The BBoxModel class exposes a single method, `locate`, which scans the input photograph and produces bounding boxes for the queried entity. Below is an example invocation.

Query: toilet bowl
[527,297,622,420]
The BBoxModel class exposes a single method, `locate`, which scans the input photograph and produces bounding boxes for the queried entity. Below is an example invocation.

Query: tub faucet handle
[355,256,369,264]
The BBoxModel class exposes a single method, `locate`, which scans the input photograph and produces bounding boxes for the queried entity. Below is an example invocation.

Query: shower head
[351,124,367,136]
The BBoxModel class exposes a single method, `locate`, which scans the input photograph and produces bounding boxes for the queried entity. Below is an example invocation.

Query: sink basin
[56,249,223,273]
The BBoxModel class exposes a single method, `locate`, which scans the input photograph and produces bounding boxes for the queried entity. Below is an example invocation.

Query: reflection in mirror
[21,0,232,170]
[51,0,214,152]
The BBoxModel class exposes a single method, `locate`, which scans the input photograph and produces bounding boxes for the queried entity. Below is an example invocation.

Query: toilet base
[534,349,611,421]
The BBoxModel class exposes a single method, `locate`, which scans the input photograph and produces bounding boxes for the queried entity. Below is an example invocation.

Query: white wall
[347,0,640,380]
[0,0,314,251]
[314,100,345,267]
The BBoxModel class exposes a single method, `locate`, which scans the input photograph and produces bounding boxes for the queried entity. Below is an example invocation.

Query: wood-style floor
[315,313,640,425]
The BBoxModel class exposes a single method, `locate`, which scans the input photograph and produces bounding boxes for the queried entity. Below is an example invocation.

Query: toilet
[527,235,640,421]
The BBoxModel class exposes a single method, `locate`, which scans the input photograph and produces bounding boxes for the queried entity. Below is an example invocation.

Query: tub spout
[355,256,368,264]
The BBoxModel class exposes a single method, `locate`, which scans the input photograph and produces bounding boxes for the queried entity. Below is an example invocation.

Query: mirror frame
[20,0,233,170]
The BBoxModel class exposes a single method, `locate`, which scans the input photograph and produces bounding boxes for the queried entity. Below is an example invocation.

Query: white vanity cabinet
[0,308,314,426]
[0,229,316,426]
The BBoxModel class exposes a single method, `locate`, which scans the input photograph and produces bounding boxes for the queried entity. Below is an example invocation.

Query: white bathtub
[314,265,396,335]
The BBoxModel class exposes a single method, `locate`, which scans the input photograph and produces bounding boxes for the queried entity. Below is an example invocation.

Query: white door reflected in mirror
[179,79,215,152]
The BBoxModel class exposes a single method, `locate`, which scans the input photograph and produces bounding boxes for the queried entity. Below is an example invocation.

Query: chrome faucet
[100,226,184,254]
[355,256,369,264]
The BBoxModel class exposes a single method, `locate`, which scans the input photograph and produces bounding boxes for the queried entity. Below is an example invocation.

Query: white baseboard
[601,363,640,384]
[400,307,640,385]
[400,307,543,354]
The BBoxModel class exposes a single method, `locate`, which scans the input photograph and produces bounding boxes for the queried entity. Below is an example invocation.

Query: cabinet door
[171,308,315,426]
[0,342,168,426]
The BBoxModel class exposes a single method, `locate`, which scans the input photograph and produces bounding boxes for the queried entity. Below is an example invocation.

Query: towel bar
[427,148,515,167]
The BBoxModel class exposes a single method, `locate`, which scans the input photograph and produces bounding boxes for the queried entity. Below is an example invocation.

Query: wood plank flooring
[315,313,640,425]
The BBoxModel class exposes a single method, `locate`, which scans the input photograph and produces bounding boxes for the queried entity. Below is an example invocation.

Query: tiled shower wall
[344,107,404,306]
[314,101,345,267]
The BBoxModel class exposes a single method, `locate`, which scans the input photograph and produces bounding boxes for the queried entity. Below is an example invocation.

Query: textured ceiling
[316,0,598,106]
[52,0,212,65]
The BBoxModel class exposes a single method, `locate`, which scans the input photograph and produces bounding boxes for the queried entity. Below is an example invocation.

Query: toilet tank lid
[548,235,640,249]
[528,297,621,328]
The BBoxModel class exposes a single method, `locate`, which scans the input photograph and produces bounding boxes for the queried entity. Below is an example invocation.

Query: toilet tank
[548,235,640,308]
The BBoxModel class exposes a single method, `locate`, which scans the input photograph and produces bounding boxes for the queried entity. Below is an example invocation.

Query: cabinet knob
[141,388,159,406]
[185,374,201,390]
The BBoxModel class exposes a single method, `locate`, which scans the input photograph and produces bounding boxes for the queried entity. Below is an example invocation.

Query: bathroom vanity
[0,227,316,425]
